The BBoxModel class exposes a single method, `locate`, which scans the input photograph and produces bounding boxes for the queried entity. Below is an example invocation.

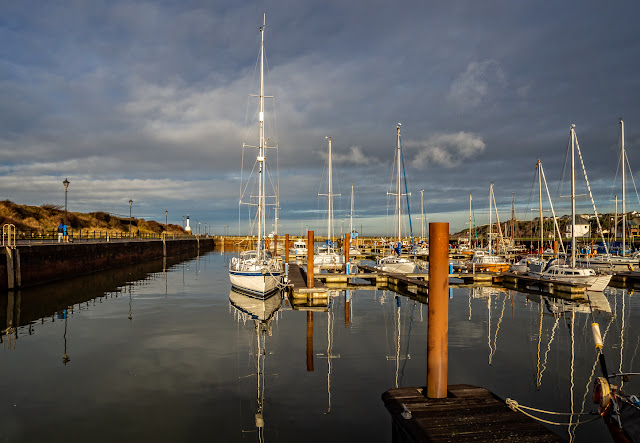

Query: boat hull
[229,269,283,297]
[376,256,417,274]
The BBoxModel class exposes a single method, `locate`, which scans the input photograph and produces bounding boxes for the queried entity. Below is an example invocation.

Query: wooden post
[307,231,314,289]
[344,233,350,273]
[553,240,558,259]
[306,311,314,372]
[345,291,350,327]
[427,222,449,399]
[273,234,278,257]
[285,234,290,263]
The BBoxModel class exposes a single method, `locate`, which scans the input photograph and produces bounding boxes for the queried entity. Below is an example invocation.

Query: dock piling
[427,222,449,399]
[307,231,314,289]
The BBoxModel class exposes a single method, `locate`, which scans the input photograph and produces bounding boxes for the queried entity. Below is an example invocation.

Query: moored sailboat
[229,15,284,297]
[376,124,417,274]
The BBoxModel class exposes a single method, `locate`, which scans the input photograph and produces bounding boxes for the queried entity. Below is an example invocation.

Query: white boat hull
[229,269,283,296]
[376,256,417,274]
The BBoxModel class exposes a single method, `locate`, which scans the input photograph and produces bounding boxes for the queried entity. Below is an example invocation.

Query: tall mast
[257,14,266,257]
[621,118,626,257]
[511,192,515,243]
[396,124,402,243]
[328,136,333,244]
[538,159,543,255]
[570,125,576,268]
[488,183,493,252]
[420,189,425,240]
[350,182,354,238]
[469,193,472,247]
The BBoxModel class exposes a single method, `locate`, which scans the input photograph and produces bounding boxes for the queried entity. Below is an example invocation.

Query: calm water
[1,249,638,442]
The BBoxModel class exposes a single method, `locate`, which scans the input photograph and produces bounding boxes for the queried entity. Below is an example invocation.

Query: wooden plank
[382,384,565,442]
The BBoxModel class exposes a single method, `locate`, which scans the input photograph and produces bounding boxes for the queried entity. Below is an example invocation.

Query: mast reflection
[229,288,283,441]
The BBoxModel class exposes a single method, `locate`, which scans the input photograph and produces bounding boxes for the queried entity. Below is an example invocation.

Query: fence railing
[13,229,201,244]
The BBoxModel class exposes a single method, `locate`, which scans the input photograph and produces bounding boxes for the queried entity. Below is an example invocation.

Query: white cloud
[447,60,506,109]
[406,132,486,168]
[330,146,374,165]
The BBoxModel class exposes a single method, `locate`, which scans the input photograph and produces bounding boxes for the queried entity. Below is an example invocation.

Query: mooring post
[307,230,314,289]
[344,233,350,274]
[553,240,558,258]
[427,222,449,399]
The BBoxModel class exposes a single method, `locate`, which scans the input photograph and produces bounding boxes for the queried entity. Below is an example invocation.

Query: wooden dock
[288,263,327,297]
[382,384,564,442]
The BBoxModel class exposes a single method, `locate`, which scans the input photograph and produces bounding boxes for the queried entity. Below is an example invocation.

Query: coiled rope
[505,398,601,426]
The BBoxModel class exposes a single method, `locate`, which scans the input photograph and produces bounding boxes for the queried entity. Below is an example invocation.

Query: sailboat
[314,136,345,269]
[376,124,418,274]
[528,125,611,292]
[468,183,510,272]
[229,15,284,297]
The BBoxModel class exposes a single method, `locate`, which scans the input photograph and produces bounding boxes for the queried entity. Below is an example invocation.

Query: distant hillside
[0,200,186,235]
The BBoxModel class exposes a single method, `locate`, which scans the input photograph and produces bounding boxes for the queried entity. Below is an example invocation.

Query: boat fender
[593,377,612,415]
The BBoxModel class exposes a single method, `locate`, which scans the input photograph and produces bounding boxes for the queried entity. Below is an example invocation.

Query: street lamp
[129,199,133,233]
[182,215,185,230]
[63,178,70,226]
[165,210,168,231]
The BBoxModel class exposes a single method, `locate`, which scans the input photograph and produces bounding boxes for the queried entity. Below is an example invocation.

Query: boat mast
[350,182,354,242]
[511,192,515,244]
[488,183,493,252]
[621,118,626,257]
[257,15,266,258]
[538,159,543,255]
[469,193,472,247]
[570,124,576,268]
[420,189,425,240]
[396,124,402,244]
[328,136,333,245]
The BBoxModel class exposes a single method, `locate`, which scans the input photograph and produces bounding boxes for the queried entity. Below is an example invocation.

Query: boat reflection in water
[229,288,283,440]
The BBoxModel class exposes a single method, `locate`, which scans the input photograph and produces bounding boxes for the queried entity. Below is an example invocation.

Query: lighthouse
[185,215,191,233]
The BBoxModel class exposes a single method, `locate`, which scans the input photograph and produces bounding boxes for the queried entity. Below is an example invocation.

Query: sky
[2,0,640,236]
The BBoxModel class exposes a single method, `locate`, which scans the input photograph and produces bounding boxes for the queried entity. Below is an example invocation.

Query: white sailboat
[376,124,417,274]
[229,15,284,297]
[314,136,345,269]
[528,125,611,291]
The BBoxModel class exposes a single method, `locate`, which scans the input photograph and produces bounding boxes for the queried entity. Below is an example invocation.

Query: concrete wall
[0,238,215,291]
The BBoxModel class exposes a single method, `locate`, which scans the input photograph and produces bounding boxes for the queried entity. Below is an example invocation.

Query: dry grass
[0,200,187,235]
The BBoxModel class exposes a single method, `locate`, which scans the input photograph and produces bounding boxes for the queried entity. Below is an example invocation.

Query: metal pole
[307,230,314,289]
[165,210,168,231]
[63,178,70,226]
[427,222,449,399]
[129,199,133,234]
[344,233,350,273]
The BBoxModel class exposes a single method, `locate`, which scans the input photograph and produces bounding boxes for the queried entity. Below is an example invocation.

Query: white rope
[505,398,601,426]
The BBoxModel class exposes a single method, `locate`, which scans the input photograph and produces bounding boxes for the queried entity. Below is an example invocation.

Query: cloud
[330,146,374,165]
[447,60,506,109]
[406,132,486,168]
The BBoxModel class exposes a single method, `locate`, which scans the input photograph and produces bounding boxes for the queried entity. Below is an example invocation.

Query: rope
[505,398,601,426]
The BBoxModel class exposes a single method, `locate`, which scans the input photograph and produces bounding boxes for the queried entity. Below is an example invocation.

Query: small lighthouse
[185,215,191,233]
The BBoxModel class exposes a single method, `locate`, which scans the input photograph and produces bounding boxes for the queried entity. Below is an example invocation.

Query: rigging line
[555,133,571,206]
[624,153,640,210]
[540,163,566,254]
[399,136,415,250]
[574,134,609,254]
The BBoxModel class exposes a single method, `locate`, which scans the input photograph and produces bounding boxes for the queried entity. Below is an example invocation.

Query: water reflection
[229,289,283,441]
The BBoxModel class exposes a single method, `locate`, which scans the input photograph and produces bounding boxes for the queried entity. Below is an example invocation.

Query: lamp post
[63,178,70,226]
[129,199,133,234]
[182,215,185,230]
[204,222,207,236]
[165,210,168,231]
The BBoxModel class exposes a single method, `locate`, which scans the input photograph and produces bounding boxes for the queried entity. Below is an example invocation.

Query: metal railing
[2,224,16,248]
[12,229,202,244]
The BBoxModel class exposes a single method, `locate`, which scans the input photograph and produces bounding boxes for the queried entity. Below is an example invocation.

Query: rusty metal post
[427,222,449,399]
[306,311,314,371]
[344,233,350,273]
[307,231,314,289]
[285,234,290,263]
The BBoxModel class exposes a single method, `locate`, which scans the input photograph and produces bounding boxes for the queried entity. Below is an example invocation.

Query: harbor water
[0,249,637,442]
